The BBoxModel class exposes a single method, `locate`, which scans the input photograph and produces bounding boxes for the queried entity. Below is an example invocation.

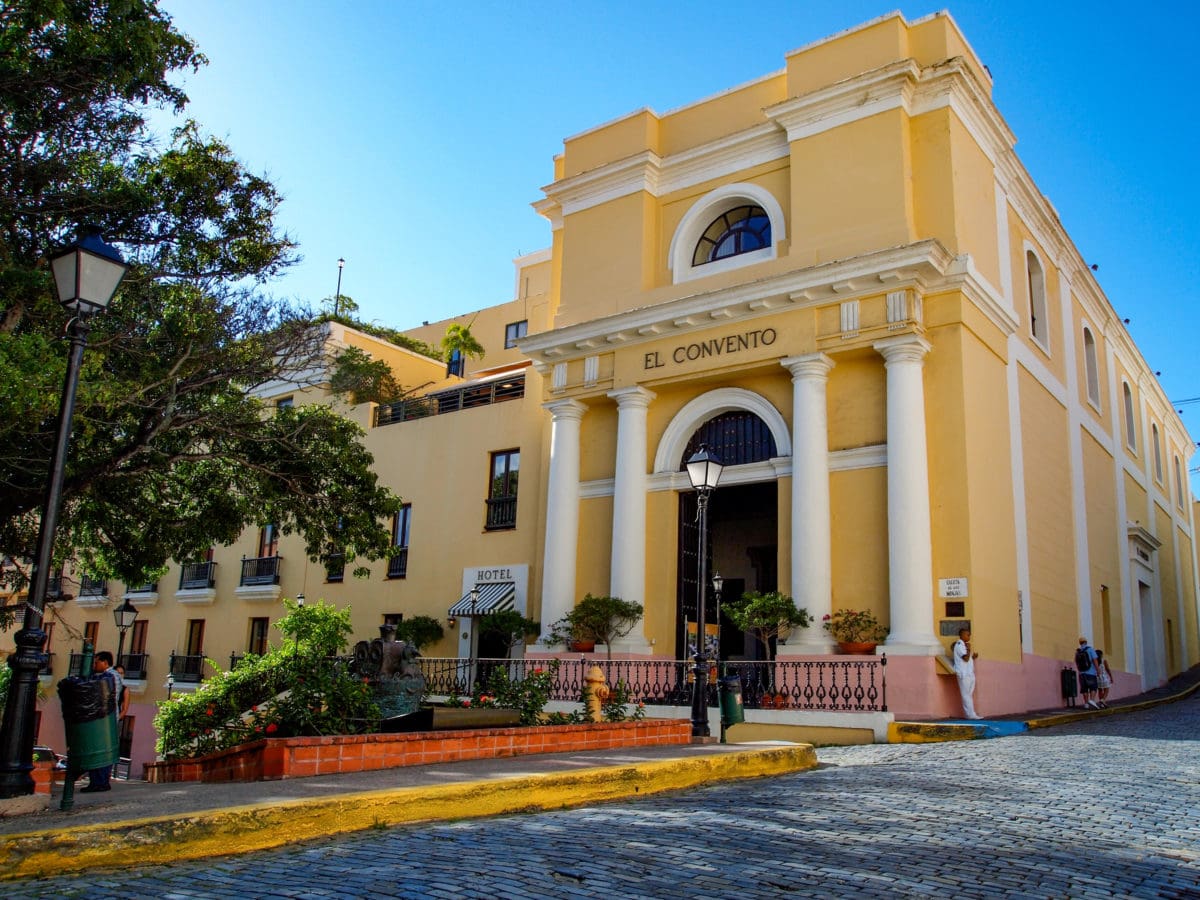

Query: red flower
[266,723,278,734]
[255,726,262,733]
[462,699,471,707]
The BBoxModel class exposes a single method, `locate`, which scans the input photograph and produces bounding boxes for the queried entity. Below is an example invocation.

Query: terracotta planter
[568,640,596,652]
[837,641,878,655]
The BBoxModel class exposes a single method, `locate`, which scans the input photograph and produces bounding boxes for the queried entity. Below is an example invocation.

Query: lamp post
[334,258,345,317]
[167,673,175,701]
[712,571,724,665]
[0,229,128,799]
[112,597,139,670]
[685,443,724,738]
[293,593,305,661]
[469,587,479,656]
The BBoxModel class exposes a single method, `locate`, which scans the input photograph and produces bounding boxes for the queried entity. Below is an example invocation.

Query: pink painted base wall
[886,652,1150,719]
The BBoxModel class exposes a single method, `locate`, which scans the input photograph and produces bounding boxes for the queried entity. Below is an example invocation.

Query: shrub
[822,608,888,643]
[542,594,643,660]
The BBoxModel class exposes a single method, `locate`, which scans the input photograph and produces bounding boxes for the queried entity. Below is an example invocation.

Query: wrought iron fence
[179,560,216,590]
[418,656,886,712]
[375,374,525,427]
[240,555,281,586]
[386,549,408,579]
[119,652,149,679]
[79,575,107,597]
[484,496,517,530]
[168,652,207,683]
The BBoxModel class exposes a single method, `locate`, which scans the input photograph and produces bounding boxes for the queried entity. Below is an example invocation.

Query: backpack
[1074,646,1091,671]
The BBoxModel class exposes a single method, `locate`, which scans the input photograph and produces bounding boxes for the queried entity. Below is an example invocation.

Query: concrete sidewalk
[0,741,816,882]
[888,661,1200,742]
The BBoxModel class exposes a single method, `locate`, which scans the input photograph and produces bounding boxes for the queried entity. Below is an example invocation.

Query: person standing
[81,651,122,793]
[1075,637,1100,709]
[951,627,982,720]
[1095,649,1113,708]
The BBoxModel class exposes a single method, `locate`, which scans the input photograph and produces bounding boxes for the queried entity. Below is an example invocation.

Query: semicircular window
[692,205,772,267]
[680,411,777,470]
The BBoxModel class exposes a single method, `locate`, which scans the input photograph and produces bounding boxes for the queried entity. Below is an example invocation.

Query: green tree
[477,609,540,659]
[0,0,401,597]
[723,590,810,663]
[440,320,485,365]
[329,346,406,405]
[543,594,643,661]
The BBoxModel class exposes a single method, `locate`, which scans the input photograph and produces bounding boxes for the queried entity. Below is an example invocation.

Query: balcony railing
[168,652,207,683]
[417,655,887,713]
[46,572,63,600]
[127,582,157,593]
[119,652,148,680]
[67,652,89,678]
[37,652,54,677]
[484,496,517,530]
[386,549,408,579]
[240,555,281,586]
[179,561,216,591]
[375,373,525,427]
[79,575,107,597]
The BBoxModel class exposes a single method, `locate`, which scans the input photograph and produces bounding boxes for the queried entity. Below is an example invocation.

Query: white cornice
[520,240,955,364]
[765,59,919,142]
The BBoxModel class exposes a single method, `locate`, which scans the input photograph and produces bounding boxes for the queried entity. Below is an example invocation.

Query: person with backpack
[1075,637,1100,709]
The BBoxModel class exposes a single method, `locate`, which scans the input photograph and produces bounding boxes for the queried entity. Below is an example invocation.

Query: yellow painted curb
[0,746,816,882]
[1026,677,1200,729]
[887,722,985,743]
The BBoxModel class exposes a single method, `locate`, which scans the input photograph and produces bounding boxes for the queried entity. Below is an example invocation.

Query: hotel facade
[7,12,1198,770]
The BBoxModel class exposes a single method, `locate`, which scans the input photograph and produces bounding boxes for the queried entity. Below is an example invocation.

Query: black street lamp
[686,443,724,738]
[112,597,139,670]
[0,229,128,798]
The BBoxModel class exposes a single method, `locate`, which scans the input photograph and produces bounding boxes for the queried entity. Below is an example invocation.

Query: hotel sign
[644,327,777,370]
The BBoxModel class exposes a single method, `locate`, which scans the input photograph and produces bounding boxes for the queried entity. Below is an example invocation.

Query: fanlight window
[692,205,771,267]
[680,411,777,469]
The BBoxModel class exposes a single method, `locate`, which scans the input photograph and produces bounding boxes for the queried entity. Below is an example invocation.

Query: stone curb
[0,745,816,882]
[1024,676,1200,729]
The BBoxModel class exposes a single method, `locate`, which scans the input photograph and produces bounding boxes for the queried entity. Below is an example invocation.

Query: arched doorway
[675,411,779,661]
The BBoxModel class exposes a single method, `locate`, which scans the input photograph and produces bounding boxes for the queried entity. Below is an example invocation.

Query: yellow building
[12,11,1198,768]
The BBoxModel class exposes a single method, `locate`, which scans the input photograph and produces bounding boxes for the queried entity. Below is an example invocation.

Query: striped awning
[448,582,516,617]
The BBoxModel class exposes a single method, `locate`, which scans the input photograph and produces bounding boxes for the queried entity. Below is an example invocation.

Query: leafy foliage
[447,661,558,726]
[155,599,377,758]
[543,594,644,660]
[601,678,647,723]
[822,608,888,644]
[0,1,401,590]
[392,615,444,651]
[329,346,407,405]
[315,313,439,360]
[440,321,484,362]
[477,609,539,658]
[723,591,810,661]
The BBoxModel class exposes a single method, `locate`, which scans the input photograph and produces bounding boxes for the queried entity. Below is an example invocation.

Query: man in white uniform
[951,627,982,719]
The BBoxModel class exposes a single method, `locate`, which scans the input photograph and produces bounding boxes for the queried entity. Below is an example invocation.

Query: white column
[875,335,942,655]
[540,399,587,643]
[608,386,655,654]
[779,353,835,654]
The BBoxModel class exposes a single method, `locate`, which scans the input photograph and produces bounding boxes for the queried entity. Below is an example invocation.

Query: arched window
[692,205,771,267]
[679,411,777,470]
[1122,382,1137,450]
[1152,424,1163,482]
[668,183,785,284]
[1082,327,1100,405]
[1027,251,1048,348]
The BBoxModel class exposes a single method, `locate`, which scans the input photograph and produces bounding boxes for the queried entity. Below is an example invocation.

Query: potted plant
[392,615,445,651]
[822,607,888,653]
[542,594,644,660]
[723,590,810,705]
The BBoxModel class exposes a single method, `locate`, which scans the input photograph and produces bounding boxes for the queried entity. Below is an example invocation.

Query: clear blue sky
[156,1,1198,481]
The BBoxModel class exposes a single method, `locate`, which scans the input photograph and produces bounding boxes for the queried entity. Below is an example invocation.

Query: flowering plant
[822,608,888,643]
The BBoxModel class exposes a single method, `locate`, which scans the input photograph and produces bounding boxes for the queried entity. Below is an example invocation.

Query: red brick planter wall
[144,719,692,784]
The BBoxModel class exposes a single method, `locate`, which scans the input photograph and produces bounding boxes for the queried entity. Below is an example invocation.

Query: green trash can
[58,676,118,771]
[719,674,744,728]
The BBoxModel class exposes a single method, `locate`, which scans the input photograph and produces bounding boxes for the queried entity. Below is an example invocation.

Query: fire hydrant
[585,665,610,722]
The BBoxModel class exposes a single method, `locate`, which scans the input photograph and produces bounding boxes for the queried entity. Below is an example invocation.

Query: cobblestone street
[10,695,1199,899]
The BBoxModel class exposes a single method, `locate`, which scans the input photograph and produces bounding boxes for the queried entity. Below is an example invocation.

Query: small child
[1095,649,1113,708]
